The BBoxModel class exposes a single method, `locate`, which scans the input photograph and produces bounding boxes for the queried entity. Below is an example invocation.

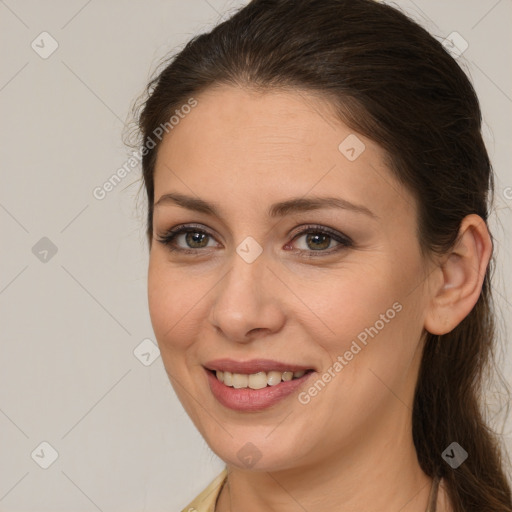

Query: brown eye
[288,225,353,256]
[303,232,333,251]
[156,224,218,253]
[183,231,210,249]
[156,223,352,258]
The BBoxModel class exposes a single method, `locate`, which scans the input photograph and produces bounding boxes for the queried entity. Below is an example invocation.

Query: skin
[147,85,492,512]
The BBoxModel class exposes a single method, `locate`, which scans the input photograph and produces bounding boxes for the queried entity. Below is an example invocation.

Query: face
[148,85,432,472]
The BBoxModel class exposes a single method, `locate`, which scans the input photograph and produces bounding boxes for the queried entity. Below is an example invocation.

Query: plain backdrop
[1,0,511,510]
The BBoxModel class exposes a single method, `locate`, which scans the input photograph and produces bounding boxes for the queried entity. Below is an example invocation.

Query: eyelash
[155,223,353,258]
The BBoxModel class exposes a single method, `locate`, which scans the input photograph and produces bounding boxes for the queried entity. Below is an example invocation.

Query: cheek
[147,254,202,356]
[303,260,422,379]
[291,263,399,345]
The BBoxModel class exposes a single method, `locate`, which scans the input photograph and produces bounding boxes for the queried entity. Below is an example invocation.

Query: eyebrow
[153,192,378,220]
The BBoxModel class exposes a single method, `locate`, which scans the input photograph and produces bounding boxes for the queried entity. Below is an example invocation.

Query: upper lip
[203,358,315,374]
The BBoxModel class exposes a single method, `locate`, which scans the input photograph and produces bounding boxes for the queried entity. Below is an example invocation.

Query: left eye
[156,224,353,256]
[286,226,353,257]
[291,231,341,251]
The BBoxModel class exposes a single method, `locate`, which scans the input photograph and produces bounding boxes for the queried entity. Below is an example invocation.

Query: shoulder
[180,468,228,512]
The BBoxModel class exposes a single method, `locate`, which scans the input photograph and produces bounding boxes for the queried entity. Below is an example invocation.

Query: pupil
[307,233,330,250]
[186,232,208,248]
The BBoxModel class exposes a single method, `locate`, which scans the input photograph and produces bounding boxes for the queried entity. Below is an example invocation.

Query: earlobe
[424,214,492,335]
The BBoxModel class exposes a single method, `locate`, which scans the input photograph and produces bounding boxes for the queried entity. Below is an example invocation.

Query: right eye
[156,224,220,254]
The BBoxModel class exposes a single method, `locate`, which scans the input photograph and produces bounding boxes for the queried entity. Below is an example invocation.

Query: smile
[204,366,316,412]
[212,369,312,389]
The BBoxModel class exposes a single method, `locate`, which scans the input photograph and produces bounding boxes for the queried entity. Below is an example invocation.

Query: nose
[208,248,286,343]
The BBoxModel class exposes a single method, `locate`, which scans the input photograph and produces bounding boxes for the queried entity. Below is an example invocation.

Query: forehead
[160,85,349,161]
[153,85,414,223]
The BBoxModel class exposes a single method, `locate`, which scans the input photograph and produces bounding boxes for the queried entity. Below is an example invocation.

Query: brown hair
[132,0,512,509]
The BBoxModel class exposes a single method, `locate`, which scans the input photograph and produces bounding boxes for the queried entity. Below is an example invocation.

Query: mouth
[202,358,318,411]
[203,365,317,412]
[205,367,316,389]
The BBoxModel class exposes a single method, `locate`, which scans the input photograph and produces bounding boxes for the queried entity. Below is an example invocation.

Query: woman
[132,0,512,510]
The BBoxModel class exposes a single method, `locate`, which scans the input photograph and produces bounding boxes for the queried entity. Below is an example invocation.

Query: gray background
[1,0,510,510]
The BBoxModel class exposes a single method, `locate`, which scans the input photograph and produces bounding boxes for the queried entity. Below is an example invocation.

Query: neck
[216,408,440,512]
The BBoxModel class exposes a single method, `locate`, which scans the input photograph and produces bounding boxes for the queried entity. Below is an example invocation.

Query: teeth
[249,372,267,390]
[267,370,284,386]
[282,371,293,381]
[222,370,232,386]
[214,369,308,389]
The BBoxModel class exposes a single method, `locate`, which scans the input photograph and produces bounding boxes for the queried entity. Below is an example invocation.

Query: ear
[424,214,493,335]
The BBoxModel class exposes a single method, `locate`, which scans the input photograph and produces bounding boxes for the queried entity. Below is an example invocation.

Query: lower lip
[205,368,315,412]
